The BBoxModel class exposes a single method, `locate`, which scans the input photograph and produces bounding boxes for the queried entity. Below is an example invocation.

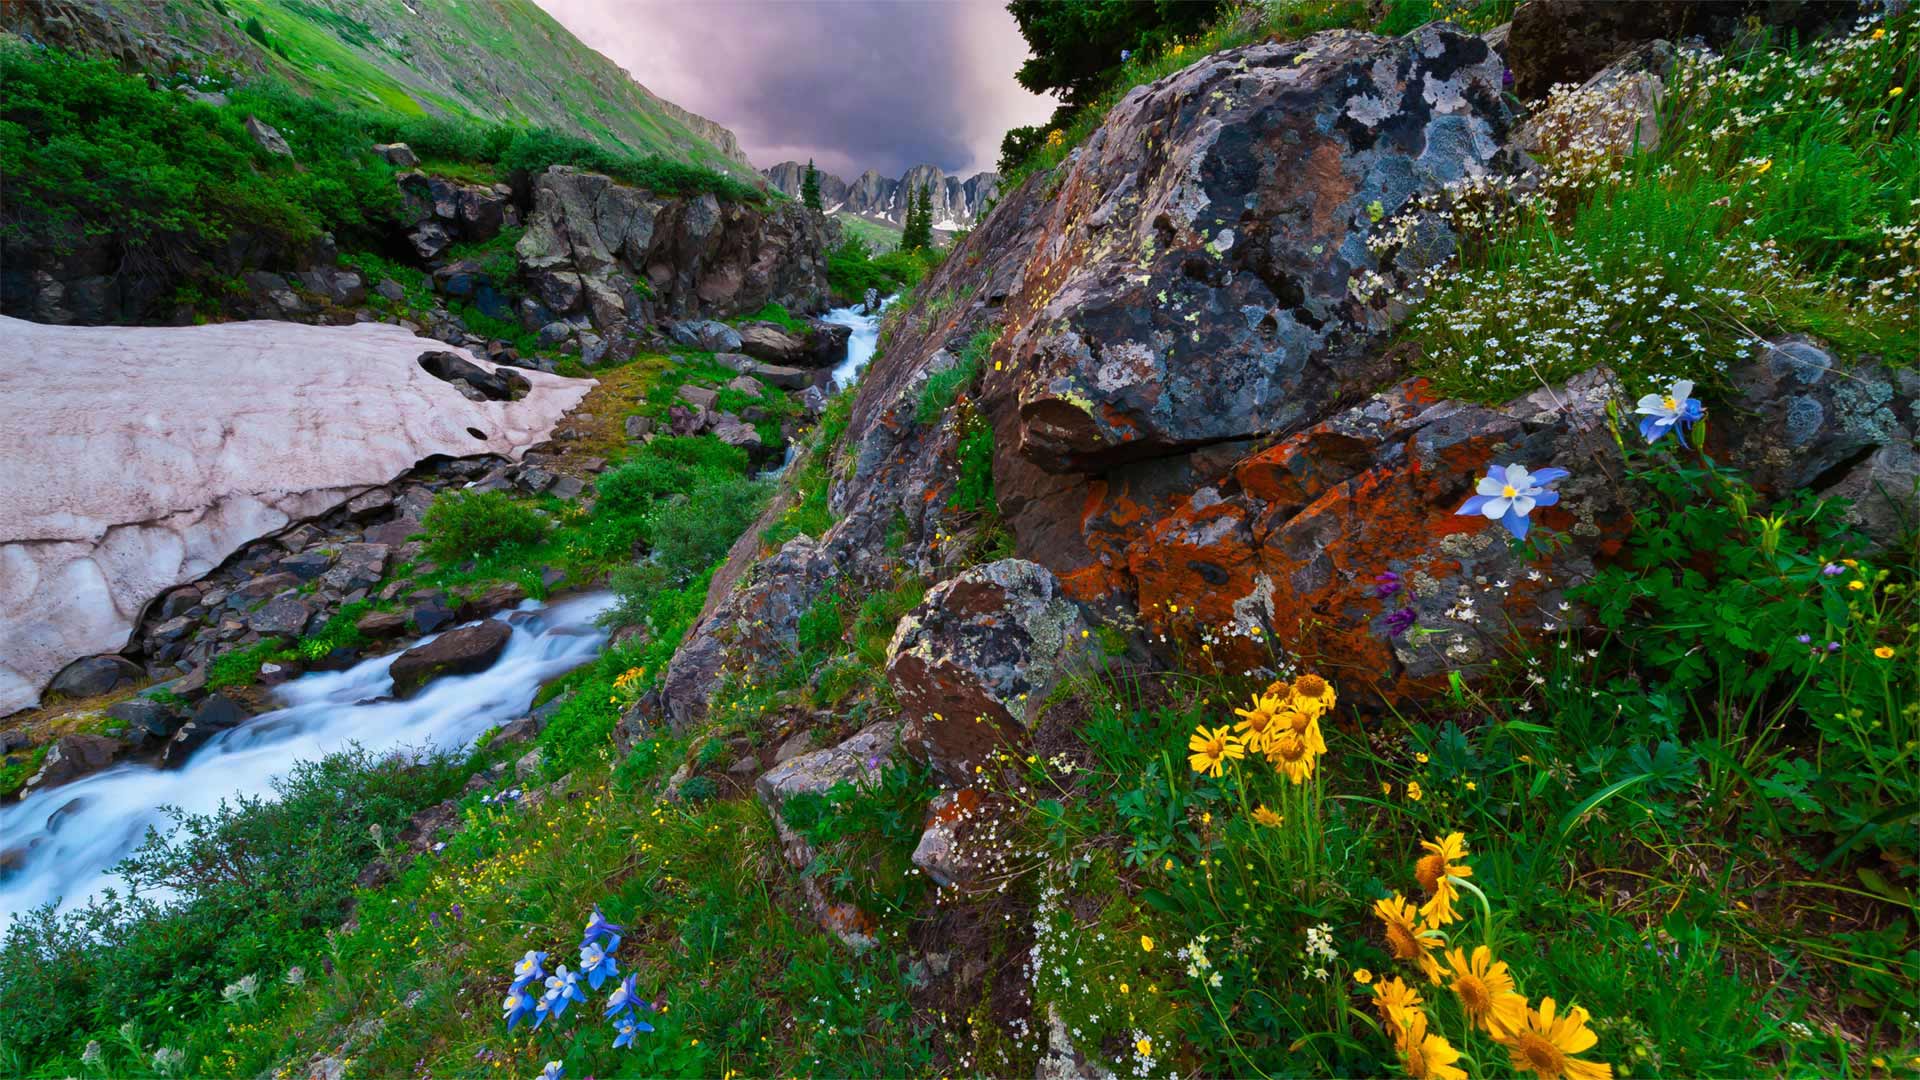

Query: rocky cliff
[658,21,1919,772]
[763,161,1001,231]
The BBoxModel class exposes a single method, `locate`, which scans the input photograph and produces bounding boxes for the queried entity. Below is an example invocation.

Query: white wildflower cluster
[1301,922,1338,981]
[1180,934,1221,986]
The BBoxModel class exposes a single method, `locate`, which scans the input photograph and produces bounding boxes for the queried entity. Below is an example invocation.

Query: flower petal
[1475,475,1507,497]
[1481,496,1510,520]
[1457,494,1492,516]
[1503,463,1532,489]
[1510,494,1536,517]
[1502,507,1531,540]
[1671,379,1694,403]
[1533,490,1560,507]
[1530,467,1569,485]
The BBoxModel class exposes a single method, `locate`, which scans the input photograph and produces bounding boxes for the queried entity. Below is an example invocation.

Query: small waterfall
[0,591,615,921]
[821,295,895,391]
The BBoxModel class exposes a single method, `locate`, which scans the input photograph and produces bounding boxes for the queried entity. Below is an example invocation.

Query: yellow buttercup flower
[1396,1007,1468,1080]
[1353,968,1374,985]
[1406,781,1424,802]
[1251,804,1283,828]
[1874,646,1895,659]
[1849,579,1867,591]
[1444,946,1528,1035]
[1495,997,1612,1080]
[1136,1037,1152,1057]
[1188,725,1246,777]
[1373,975,1424,1029]
[1140,935,1155,953]
[1233,691,1286,753]
[1416,833,1472,925]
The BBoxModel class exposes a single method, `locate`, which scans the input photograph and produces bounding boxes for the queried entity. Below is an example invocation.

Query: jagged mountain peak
[763,161,1000,233]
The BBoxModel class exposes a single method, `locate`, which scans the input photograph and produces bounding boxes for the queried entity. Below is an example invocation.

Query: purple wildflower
[1376,571,1403,598]
[1383,607,1417,639]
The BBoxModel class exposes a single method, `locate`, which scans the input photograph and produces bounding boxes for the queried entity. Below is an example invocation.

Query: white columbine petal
[1504,464,1534,491]
[1482,497,1510,520]
[1476,475,1507,496]
[1671,379,1694,403]
[1511,494,1536,517]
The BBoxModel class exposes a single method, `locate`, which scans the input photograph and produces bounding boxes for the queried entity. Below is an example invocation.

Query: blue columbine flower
[539,1061,565,1080]
[502,987,536,1031]
[579,940,618,990]
[531,992,556,1030]
[1456,463,1568,541]
[604,973,644,1017]
[611,1012,655,1049]
[581,906,623,952]
[511,950,547,988]
[541,966,587,1020]
[1635,379,1704,443]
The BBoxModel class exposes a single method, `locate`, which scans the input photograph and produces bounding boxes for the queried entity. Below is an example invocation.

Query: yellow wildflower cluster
[1373,833,1611,1080]
[1188,674,1336,784]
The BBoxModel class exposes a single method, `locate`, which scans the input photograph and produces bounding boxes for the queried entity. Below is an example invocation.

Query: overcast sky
[535,0,1056,179]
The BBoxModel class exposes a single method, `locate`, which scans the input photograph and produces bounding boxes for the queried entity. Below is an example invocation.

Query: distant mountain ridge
[764,161,1001,232]
[1,0,754,177]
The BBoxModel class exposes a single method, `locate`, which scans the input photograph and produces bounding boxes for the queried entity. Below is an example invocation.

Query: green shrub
[595,454,694,518]
[419,490,549,564]
[796,590,846,655]
[825,235,932,298]
[950,403,996,515]
[206,638,288,689]
[915,327,997,425]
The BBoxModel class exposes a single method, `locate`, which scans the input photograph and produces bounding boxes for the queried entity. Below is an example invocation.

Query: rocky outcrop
[887,560,1089,781]
[397,169,517,261]
[660,17,1920,747]
[762,162,1001,231]
[514,167,832,340]
[0,317,590,717]
[387,620,513,698]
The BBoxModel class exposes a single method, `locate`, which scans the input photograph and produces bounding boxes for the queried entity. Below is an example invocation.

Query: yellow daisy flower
[1233,691,1286,753]
[1251,804,1283,828]
[1374,894,1444,981]
[1444,945,1528,1035]
[1397,1007,1468,1080]
[1265,727,1317,784]
[1494,996,1612,1080]
[1416,832,1472,925]
[1187,725,1245,777]
[1288,672,1338,720]
[1373,975,1424,1030]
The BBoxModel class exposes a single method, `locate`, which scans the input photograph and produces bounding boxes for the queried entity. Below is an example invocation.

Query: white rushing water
[0,591,615,921]
[821,295,894,391]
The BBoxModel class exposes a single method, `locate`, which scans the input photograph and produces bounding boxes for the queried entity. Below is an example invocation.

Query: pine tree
[801,158,822,211]
[902,182,934,251]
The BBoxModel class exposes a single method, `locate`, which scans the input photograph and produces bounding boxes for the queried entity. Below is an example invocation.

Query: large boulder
[886,559,1089,781]
[387,619,512,699]
[47,655,142,698]
[663,535,835,729]
[994,24,1511,474]
[736,323,804,364]
[21,733,127,794]
[798,320,852,368]
[0,318,590,717]
[668,319,743,352]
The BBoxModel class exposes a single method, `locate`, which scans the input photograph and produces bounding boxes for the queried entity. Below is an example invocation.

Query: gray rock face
[886,560,1089,781]
[515,168,831,332]
[663,535,835,729]
[387,619,512,698]
[737,324,804,364]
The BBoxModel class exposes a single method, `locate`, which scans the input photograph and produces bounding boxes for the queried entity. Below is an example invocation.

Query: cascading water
[0,591,615,922]
[821,295,894,391]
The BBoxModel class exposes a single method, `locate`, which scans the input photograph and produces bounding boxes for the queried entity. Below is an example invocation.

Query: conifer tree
[902,182,935,251]
[802,158,822,211]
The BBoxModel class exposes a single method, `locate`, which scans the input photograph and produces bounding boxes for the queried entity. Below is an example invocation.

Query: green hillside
[10,0,753,177]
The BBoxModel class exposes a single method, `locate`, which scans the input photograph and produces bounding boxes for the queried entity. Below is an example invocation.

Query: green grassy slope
[73,0,754,177]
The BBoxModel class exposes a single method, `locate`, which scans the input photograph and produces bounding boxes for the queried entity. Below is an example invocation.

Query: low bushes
[419,490,550,564]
